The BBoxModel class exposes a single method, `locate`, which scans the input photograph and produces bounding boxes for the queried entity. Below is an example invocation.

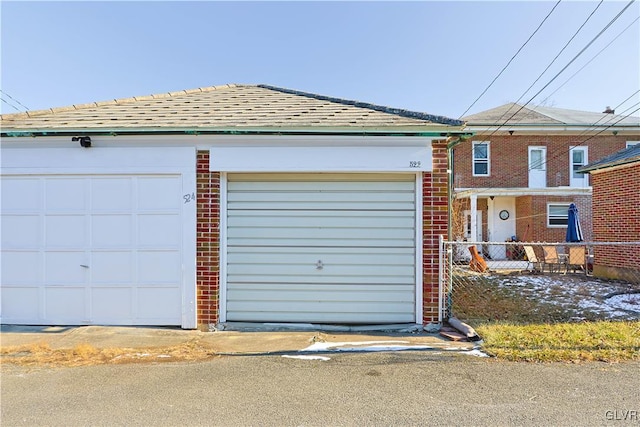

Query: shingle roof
[0,84,463,134]
[463,103,640,127]
[578,143,640,173]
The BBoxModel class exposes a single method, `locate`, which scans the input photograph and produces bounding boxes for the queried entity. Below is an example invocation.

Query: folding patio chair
[542,246,563,273]
[523,246,542,273]
[565,246,587,274]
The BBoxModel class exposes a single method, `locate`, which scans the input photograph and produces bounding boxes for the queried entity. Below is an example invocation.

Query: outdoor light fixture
[72,136,92,148]
[508,130,514,136]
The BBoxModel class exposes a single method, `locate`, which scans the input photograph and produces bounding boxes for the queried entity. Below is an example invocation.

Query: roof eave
[1,125,470,138]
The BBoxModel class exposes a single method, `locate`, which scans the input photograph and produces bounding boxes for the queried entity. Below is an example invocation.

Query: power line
[540,15,640,105]
[472,0,637,142]
[0,90,30,112]
[1,97,22,112]
[457,0,563,119]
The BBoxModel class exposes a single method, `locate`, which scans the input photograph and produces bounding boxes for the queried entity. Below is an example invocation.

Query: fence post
[439,235,444,323]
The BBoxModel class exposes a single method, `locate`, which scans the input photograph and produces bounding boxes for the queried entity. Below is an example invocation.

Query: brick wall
[591,163,640,279]
[196,151,220,329]
[453,134,634,189]
[422,139,449,323]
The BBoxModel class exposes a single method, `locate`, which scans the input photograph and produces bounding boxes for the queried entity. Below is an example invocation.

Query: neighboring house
[0,84,467,329]
[579,144,640,281]
[452,103,640,259]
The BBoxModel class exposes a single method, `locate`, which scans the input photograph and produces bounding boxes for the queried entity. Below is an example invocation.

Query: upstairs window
[472,141,490,176]
[548,203,570,227]
[570,147,588,187]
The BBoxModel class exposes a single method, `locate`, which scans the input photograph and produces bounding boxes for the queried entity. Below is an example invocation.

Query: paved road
[2,352,639,426]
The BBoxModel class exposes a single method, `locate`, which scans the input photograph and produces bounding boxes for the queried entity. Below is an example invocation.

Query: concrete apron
[0,324,477,356]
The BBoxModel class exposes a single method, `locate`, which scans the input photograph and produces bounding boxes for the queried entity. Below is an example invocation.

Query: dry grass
[0,340,218,368]
[477,320,640,362]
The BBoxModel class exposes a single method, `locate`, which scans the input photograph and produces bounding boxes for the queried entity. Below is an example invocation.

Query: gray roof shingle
[0,84,463,134]
[463,103,640,127]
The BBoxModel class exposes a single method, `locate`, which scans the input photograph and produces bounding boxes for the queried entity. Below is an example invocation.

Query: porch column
[470,194,478,244]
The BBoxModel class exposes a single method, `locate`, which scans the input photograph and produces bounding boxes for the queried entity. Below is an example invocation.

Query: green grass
[476,321,640,362]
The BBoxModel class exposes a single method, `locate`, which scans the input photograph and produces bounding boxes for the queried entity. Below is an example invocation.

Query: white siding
[225,173,416,324]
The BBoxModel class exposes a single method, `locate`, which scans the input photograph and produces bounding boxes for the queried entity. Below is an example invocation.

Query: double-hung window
[548,203,570,227]
[472,141,490,176]
[569,147,588,187]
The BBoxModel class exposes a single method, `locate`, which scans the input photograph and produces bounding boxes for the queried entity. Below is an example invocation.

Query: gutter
[1,128,473,139]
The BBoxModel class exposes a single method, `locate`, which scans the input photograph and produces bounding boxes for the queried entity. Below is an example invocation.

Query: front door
[528,147,547,188]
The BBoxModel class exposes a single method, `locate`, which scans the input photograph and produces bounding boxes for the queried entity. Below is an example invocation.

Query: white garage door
[1,174,186,326]
[226,173,417,324]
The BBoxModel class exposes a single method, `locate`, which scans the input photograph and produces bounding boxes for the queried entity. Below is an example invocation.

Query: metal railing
[440,239,640,325]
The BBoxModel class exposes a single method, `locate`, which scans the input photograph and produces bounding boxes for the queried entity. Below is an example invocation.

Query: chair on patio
[542,246,563,273]
[523,246,543,273]
[565,246,586,274]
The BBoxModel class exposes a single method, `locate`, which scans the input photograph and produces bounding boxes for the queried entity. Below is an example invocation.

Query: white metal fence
[440,239,640,325]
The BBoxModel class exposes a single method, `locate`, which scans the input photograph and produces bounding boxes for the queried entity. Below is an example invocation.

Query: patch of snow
[605,294,640,313]
[301,340,437,353]
[460,348,490,358]
[282,355,330,361]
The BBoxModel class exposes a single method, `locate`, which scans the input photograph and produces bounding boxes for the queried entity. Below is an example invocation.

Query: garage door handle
[80,264,89,268]
[316,260,323,270]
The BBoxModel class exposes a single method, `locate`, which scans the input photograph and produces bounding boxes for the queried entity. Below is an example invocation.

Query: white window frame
[472,141,490,176]
[547,203,570,228]
[626,141,640,148]
[569,146,588,187]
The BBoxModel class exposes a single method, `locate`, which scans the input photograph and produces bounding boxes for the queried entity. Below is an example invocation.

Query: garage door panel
[137,287,181,320]
[44,252,86,284]
[45,178,86,211]
[90,252,133,284]
[91,287,133,320]
[228,274,413,285]
[228,211,414,228]
[228,226,414,241]
[228,180,414,191]
[227,249,414,266]
[44,287,86,322]
[228,201,415,211]
[227,190,414,204]
[92,215,133,247]
[1,215,40,247]
[1,178,40,211]
[227,263,415,277]
[138,214,181,247]
[45,215,87,247]
[1,287,40,320]
[137,177,181,210]
[91,178,133,211]
[229,237,414,248]
[228,288,414,303]
[1,252,41,284]
[137,251,181,283]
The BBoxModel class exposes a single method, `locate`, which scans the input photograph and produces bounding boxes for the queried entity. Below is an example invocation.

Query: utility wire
[540,15,640,105]
[458,0,563,119]
[1,97,22,112]
[0,89,29,111]
[472,0,637,142]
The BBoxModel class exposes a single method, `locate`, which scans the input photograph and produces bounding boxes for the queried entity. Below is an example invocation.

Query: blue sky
[1,1,639,119]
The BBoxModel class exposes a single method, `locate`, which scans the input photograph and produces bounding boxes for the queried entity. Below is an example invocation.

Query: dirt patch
[0,339,220,368]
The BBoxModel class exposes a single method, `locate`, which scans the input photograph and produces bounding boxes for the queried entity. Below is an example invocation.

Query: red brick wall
[196,151,220,328]
[422,139,449,323]
[592,163,640,275]
[453,134,634,189]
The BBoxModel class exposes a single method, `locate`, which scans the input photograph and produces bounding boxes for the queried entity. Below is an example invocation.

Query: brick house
[0,84,467,329]
[579,144,640,281]
[452,103,640,259]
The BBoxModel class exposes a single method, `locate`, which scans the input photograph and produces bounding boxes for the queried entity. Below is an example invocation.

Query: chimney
[603,106,615,114]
